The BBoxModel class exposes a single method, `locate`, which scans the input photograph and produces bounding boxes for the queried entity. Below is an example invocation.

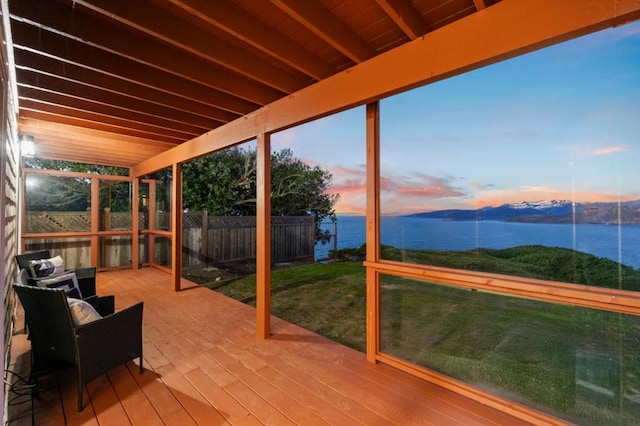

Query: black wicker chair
[13,283,144,411]
[15,250,114,315]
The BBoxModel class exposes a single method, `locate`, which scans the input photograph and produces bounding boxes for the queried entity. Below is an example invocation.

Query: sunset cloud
[590,145,632,156]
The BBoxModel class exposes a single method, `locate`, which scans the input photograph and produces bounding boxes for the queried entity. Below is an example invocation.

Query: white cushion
[28,255,65,278]
[35,271,83,299]
[67,298,102,326]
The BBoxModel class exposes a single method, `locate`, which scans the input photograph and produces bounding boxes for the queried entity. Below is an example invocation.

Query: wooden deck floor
[7,267,533,425]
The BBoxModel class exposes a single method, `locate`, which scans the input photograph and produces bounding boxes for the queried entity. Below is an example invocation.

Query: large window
[25,174,91,233]
[380,274,640,425]
[180,142,257,288]
[379,24,640,293]
[24,171,134,269]
[373,22,640,423]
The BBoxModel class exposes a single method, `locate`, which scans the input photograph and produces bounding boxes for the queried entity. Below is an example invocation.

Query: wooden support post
[148,180,156,267]
[90,177,99,268]
[132,178,139,269]
[366,102,381,363]
[201,210,208,265]
[171,162,183,292]
[256,133,272,339]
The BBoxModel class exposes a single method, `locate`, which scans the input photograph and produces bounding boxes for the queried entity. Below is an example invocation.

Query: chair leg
[78,381,83,412]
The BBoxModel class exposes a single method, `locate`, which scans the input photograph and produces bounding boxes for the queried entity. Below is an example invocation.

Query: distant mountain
[409,200,640,224]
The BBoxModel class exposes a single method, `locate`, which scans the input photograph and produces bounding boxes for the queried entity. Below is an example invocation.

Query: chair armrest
[72,267,97,297]
[82,295,100,312]
[75,302,143,386]
[98,295,115,316]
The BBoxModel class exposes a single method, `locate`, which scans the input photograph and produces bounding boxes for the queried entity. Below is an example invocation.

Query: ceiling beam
[20,109,186,144]
[19,90,205,137]
[133,0,640,177]
[74,0,309,94]
[167,0,335,81]
[473,0,487,11]
[14,50,240,123]
[20,118,176,150]
[375,0,430,39]
[19,98,195,141]
[9,0,283,105]
[17,69,223,131]
[10,21,259,116]
[271,0,375,63]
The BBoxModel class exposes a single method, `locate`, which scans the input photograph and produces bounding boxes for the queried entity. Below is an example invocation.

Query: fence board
[25,212,315,268]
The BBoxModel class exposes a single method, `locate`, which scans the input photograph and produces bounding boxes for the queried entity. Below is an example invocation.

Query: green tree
[182,147,338,243]
[24,158,130,212]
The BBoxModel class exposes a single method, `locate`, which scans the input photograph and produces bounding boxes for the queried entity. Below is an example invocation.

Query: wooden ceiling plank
[9,0,282,105]
[19,100,195,141]
[375,0,430,39]
[19,118,177,150]
[15,50,241,123]
[473,0,487,11]
[19,89,206,136]
[20,110,184,145]
[30,140,159,162]
[133,0,640,177]
[17,68,222,130]
[74,0,308,94]
[10,21,259,116]
[167,0,334,81]
[271,0,375,63]
[28,143,152,168]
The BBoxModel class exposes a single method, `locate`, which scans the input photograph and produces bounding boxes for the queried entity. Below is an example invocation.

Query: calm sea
[317,215,640,269]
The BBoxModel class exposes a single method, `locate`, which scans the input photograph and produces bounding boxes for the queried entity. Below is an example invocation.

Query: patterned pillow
[28,256,65,278]
[34,272,83,299]
[67,298,102,326]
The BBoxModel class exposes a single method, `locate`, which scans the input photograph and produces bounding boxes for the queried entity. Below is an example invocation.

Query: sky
[271,21,640,216]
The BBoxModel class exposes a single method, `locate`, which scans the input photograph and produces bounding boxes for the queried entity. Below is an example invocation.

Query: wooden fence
[25,211,315,268]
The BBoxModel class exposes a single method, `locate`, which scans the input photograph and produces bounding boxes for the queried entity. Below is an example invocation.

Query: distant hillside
[410,200,640,225]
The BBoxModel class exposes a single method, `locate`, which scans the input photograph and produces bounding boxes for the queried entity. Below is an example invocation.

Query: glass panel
[380,274,640,425]
[155,174,171,231]
[99,180,132,231]
[268,109,367,351]
[25,174,91,233]
[98,236,132,268]
[153,236,171,268]
[190,109,368,351]
[24,238,91,269]
[139,181,150,230]
[181,142,257,284]
[139,234,149,265]
[378,25,640,293]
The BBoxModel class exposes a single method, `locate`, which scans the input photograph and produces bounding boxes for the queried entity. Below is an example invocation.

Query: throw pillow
[28,255,65,278]
[67,298,102,326]
[35,271,83,299]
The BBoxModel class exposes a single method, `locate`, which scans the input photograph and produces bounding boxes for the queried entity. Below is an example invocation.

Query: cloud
[590,145,632,156]
[469,182,495,191]
[385,173,465,199]
[271,128,297,149]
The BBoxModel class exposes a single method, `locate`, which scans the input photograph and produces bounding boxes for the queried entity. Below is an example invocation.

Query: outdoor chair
[15,250,114,315]
[13,283,144,411]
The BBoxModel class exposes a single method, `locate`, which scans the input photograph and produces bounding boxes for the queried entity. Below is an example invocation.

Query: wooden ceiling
[7,0,500,168]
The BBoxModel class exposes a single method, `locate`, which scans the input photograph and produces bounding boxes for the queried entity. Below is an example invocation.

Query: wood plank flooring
[7,267,534,425]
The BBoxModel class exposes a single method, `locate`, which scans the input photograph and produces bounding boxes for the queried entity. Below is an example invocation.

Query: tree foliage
[24,158,131,212]
[182,147,339,243]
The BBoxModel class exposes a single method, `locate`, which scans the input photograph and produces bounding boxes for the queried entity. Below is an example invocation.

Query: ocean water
[317,215,640,269]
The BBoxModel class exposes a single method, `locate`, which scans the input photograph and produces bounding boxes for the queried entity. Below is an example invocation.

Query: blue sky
[272,20,640,215]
